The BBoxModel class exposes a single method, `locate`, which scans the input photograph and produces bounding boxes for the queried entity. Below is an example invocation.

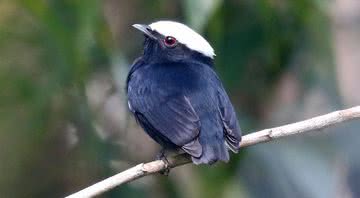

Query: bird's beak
[132,24,157,40]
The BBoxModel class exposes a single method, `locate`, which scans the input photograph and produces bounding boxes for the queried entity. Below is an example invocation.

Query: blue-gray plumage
[126,21,241,165]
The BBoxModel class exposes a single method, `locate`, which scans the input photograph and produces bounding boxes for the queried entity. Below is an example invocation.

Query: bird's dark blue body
[127,22,241,164]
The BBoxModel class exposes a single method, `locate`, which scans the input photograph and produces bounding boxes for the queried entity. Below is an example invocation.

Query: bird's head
[133,21,215,64]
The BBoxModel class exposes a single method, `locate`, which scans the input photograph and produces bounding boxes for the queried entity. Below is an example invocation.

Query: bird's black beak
[132,24,157,40]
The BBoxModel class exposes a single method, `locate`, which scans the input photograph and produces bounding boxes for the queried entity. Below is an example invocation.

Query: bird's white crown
[149,21,215,58]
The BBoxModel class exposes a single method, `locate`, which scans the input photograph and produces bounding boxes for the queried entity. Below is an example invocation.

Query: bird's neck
[142,52,214,67]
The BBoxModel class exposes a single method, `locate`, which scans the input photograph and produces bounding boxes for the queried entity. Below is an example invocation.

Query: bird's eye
[164,36,177,47]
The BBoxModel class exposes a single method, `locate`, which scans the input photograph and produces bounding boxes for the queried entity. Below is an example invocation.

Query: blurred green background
[1,0,360,197]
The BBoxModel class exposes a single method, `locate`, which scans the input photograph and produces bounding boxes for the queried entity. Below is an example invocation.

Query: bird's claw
[160,156,170,176]
[156,150,171,175]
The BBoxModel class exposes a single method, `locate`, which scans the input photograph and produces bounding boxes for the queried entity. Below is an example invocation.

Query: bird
[126,21,242,165]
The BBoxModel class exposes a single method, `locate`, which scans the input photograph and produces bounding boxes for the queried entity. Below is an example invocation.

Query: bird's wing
[129,87,202,157]
[126,57,144,94]
[217,90,242,152]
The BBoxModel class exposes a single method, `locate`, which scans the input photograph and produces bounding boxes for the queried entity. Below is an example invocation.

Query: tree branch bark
[65,106,360,198]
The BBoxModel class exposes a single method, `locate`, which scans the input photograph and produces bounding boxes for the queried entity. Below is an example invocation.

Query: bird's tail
[191,118,230,165]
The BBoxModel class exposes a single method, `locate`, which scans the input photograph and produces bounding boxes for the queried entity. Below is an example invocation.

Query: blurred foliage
[0,0,359,198]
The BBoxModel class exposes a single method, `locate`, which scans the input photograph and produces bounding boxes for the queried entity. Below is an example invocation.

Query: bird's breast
[138,62,207,92]
[127,61,222,121]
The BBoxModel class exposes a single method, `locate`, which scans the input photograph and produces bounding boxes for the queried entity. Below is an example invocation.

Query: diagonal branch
[65,106,360,198]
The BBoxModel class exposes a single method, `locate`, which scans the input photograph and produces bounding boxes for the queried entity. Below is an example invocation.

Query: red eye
[164,36,177,47]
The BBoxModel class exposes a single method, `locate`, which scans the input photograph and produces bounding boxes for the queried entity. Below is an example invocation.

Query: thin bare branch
[65,106,360,198]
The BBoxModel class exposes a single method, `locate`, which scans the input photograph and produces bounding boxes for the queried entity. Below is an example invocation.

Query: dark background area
[1,0,360,197]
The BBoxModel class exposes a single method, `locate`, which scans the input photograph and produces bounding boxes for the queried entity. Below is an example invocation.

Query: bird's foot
[156,149,171,176]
